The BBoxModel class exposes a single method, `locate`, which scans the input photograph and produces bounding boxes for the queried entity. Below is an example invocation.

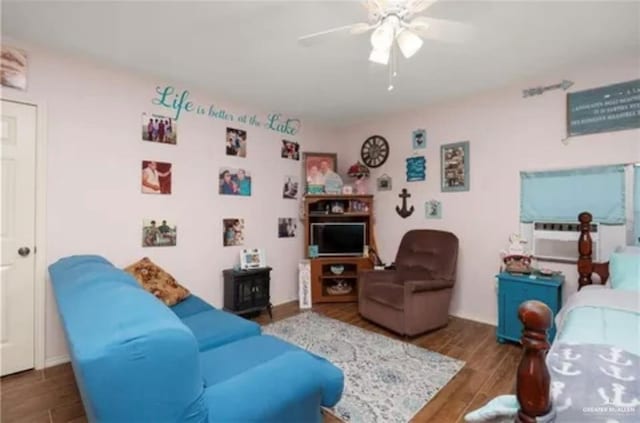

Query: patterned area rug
[263,312,465,423]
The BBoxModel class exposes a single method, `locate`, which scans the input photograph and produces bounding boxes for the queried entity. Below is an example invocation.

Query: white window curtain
[520,165,626,224]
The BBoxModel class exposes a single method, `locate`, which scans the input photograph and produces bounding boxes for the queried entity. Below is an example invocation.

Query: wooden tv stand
[303,195,376,304]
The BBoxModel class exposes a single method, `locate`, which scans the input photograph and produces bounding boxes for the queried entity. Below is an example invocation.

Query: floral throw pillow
[124,257,190,306]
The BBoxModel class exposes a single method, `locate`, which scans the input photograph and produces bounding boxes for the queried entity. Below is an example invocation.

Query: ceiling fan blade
[365,0,386,17]
[407,0,437,15]
[298,23,373,44]
[351,22,379,35]
[407,16,473,44]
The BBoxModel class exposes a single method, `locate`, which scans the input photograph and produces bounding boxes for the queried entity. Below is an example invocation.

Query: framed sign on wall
[405,156,426,182]
[567,79,640,136]
[440,141,470,192]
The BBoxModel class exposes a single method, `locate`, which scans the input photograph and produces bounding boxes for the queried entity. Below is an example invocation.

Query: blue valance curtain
[520,165,626,224]
[634,165,640,244]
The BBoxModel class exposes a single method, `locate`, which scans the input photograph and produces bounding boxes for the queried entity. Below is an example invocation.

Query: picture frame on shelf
[302,152,338,194]
[342,185,353,195]
[440,141,470,192]
[240,248,266,269]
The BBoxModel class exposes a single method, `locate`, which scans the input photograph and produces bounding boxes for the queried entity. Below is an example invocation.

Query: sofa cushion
[170,295,215,319]
[199,335,343,407]
[181,309,260,351]
[124,257,189,306]
[365,282,405,310]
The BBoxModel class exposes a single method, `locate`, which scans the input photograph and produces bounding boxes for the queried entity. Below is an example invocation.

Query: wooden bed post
[516,301,552,423]
[577,212,593,290]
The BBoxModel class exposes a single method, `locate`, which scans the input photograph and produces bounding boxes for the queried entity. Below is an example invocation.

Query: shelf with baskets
[311,258,366,303]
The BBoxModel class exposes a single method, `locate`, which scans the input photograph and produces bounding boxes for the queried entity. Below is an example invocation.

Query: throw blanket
[466,287,640,422]
[548,342,640,422]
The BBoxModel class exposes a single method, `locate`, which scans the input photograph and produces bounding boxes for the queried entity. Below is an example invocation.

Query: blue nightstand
[497,272,563,344]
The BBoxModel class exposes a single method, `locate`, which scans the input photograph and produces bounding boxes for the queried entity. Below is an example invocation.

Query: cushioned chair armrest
[359,269,397,284]
[405,279,454,293]
[203,351,343,422]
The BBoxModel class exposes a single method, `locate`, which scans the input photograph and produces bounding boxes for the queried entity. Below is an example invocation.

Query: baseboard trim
[45,355,70,368]
[273,299,299,308]
[450,312,496,327]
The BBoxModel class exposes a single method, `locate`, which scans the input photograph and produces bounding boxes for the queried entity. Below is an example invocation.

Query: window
[520,165,625,224]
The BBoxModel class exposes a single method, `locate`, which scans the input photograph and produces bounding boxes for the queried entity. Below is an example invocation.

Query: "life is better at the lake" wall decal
[151,85,301,136]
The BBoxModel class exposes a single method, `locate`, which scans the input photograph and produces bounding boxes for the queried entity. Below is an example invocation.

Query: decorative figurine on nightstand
[500,233,532,274]
[347,161,370,194]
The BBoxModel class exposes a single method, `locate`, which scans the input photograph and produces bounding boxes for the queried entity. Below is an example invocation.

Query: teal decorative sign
[568,79,640,136]
[151,85,301,136]
[406,156,426,182]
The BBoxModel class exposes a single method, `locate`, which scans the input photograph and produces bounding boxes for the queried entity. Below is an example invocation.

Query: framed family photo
[223,218,245,247]
[142,219,177,247]
[240,248,266,269]
[440,141,470,192]
[282,176,299,199]
[226,127,247,157]
[303,152,338,194]
[219,167,252,196]
[142,113,177,144]
[278,218,297,238]
[141,160,172,194]
[281,140,300,160]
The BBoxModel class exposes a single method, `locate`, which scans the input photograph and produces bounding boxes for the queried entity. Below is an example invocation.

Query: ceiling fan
[299,0,472,90]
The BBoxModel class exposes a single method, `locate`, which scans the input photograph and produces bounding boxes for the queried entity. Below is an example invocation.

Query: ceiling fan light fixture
[369,47,391,65]
[370,19,395,50]
[397,29,423,58]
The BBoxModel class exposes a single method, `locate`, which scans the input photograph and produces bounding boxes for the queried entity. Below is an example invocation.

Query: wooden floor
[1,302,521,423]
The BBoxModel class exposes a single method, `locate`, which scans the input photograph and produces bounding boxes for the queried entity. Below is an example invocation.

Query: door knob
[18,247,30,257]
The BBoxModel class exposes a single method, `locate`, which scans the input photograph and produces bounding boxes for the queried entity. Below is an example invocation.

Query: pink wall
[338,56,640,324]
[3,40,339,363]
[3,38,638,364]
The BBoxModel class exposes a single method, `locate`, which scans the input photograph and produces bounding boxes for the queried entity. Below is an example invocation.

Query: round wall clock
[360,135,389,168]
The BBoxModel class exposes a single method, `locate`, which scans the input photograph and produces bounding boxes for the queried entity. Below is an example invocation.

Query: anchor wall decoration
[395,188,414,218]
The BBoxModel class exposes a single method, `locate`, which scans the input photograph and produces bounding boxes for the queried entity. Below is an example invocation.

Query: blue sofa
[49,255,343,423]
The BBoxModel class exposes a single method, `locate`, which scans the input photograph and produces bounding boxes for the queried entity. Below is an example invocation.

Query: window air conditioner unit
[532,221,600,262]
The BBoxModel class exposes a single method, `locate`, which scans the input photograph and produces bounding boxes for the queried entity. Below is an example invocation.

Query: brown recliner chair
[358,230,459,336]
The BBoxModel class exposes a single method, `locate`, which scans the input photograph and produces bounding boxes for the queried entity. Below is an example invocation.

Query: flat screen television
[310,223,366,257]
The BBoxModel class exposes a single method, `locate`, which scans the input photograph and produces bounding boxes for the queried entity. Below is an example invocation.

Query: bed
[516,212,640,422]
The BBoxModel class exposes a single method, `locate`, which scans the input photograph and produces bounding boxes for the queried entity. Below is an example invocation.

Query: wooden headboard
[577,212,610,289]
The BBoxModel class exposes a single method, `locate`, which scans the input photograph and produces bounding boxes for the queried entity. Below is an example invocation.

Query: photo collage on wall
[141,111,177,247]
[138,105,302,252]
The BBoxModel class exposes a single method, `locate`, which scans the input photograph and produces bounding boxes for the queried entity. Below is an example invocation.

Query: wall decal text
[151,85,301,135]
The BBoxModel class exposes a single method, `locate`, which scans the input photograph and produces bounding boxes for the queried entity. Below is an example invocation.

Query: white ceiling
[3,1,639,126]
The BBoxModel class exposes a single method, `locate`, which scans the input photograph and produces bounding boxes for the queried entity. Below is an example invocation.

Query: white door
[1,100,37,376]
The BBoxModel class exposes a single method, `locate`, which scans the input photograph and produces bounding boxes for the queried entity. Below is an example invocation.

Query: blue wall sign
[406,156,426,182]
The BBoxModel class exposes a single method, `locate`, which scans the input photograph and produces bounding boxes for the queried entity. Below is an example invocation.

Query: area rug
[262,312,465,423]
